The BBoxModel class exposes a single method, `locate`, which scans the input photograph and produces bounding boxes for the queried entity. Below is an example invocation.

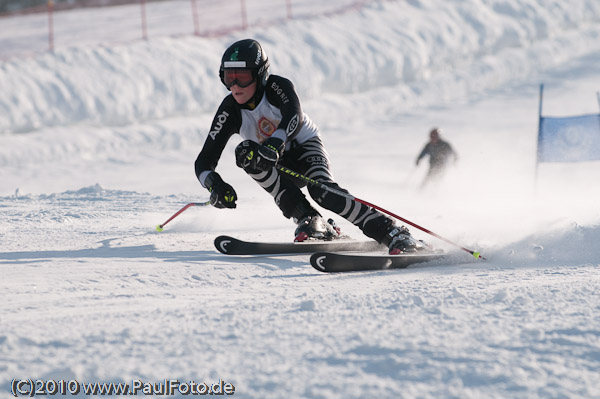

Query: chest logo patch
[257,117,277,142]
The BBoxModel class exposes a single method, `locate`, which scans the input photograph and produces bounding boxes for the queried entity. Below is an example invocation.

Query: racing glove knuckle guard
[235,140,259,170]
[255,137,284,171]
[205,172,237,209]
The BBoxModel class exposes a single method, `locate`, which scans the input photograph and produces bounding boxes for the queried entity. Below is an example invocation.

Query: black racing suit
[195,74,395,244]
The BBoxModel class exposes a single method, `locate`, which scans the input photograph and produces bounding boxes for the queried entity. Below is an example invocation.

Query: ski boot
[383,225,426,255]
[294,215,341,242]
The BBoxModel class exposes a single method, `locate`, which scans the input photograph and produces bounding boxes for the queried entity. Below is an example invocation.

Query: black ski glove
[235,140,259,170]
[253,137,284,171]
[235,138,284,172]
[205,172,237,209]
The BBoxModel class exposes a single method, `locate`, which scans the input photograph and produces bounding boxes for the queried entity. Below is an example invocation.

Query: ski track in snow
[1,187,599,398]
[1,0,600,398]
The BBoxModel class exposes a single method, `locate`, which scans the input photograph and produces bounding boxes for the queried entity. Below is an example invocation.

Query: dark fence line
[0,0,167,15]
[0,0,370,60]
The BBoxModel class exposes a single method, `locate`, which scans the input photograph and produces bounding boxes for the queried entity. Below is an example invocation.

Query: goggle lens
[223,69,255,89]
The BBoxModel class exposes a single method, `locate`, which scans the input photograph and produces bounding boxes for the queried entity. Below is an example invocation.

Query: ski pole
[276,165,485,260]
[156,201,210,231]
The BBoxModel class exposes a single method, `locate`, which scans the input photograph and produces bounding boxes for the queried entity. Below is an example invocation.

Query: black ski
[214,235,385,255]
[310,251,446,273]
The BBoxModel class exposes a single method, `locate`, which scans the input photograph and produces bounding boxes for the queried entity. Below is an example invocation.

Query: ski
[214,235,385,255]
[310,251,446,273]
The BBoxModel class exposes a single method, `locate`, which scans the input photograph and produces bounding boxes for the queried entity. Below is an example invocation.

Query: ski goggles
[223,69,256,89]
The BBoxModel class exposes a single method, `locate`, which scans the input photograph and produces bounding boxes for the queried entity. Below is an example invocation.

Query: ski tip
[311,254,328,272]
[156,225,164,232]
[214,236,233,254]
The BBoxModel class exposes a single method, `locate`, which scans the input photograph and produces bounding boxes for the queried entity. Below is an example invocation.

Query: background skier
[416,127,458,187]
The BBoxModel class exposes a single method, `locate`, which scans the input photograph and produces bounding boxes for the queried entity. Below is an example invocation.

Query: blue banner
[538,114,600,162]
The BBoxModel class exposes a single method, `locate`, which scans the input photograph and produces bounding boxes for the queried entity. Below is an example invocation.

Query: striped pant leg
[245,166,318,221]
[294,138,394,243]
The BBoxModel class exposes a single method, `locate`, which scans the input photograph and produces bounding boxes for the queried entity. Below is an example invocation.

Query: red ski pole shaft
[156,201,210,231]
[355,197,485,260]
[276,165,485,260]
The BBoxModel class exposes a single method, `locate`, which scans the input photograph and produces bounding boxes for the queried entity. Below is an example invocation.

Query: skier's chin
[232,92,251,104]
[231,83,256,104]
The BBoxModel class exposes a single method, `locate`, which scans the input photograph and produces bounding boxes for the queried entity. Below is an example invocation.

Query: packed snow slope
[1,0,600,398]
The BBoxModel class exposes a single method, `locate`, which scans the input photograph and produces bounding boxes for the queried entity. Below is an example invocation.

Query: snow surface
[1,0,600,398]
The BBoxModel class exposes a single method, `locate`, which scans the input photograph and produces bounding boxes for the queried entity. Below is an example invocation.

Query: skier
[415,127,458,187]
[194,39,423,254]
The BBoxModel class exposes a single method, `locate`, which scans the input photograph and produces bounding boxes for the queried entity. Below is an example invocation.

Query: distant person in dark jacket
[416,128,457,187]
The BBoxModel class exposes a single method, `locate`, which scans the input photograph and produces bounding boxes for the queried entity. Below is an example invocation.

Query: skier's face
[231,81,257,104]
